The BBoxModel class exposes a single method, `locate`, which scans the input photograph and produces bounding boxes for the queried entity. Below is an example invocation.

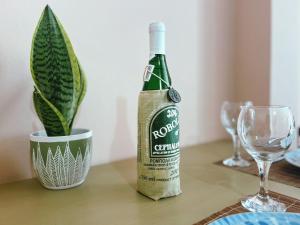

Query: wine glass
[220,101,252,167]
[238,106,295,212]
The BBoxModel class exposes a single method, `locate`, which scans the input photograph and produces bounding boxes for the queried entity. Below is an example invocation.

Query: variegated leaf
[30,5,82,135]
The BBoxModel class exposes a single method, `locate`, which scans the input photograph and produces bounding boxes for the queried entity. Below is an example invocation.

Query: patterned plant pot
[30,128,92,190]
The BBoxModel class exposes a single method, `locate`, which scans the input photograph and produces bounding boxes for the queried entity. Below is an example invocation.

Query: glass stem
[232,134,241,160]
[256,160,272,200]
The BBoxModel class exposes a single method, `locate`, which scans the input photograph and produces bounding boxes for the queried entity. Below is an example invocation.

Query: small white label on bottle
[143,65,155,82]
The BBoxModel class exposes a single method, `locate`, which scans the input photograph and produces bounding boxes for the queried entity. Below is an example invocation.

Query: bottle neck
[142,54,171,91]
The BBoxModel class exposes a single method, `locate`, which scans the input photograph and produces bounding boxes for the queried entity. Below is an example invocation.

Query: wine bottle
[137,22,181,200]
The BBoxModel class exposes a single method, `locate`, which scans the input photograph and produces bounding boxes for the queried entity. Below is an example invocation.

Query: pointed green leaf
[30,5,81,128]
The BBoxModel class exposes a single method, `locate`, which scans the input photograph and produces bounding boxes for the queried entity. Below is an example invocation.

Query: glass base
[241,194,286,212]
[222,156,250,167]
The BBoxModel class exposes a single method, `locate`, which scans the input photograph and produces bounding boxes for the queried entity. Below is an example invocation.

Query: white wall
[0,0,236,183]
[270,0,300,126]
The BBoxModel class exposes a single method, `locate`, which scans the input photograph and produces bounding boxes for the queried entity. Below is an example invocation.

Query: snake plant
[30,5,86,136]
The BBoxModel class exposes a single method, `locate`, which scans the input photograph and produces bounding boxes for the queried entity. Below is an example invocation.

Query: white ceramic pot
[30,128,93,190]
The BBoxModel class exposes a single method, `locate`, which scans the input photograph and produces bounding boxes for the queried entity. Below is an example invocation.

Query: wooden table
[1,140,299,225]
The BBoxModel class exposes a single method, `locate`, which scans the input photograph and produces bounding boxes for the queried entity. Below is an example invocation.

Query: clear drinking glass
[238,106,295,212]
[220,101,252,167]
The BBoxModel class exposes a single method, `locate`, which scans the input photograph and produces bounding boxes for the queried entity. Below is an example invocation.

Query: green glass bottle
[143,22,171,90]
[143,55,171,90]
[137,22,181,200]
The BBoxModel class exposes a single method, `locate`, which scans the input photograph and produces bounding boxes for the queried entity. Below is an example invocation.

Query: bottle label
[137,90,181,200]
[143,65,155,82]
[149,105,180,158]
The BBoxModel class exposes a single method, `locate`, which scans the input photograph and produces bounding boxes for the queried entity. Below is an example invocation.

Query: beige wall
[0,0,237,183]
[235,0,271,105]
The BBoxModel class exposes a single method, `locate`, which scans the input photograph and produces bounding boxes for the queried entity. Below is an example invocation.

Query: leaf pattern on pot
[32,142,92,188]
